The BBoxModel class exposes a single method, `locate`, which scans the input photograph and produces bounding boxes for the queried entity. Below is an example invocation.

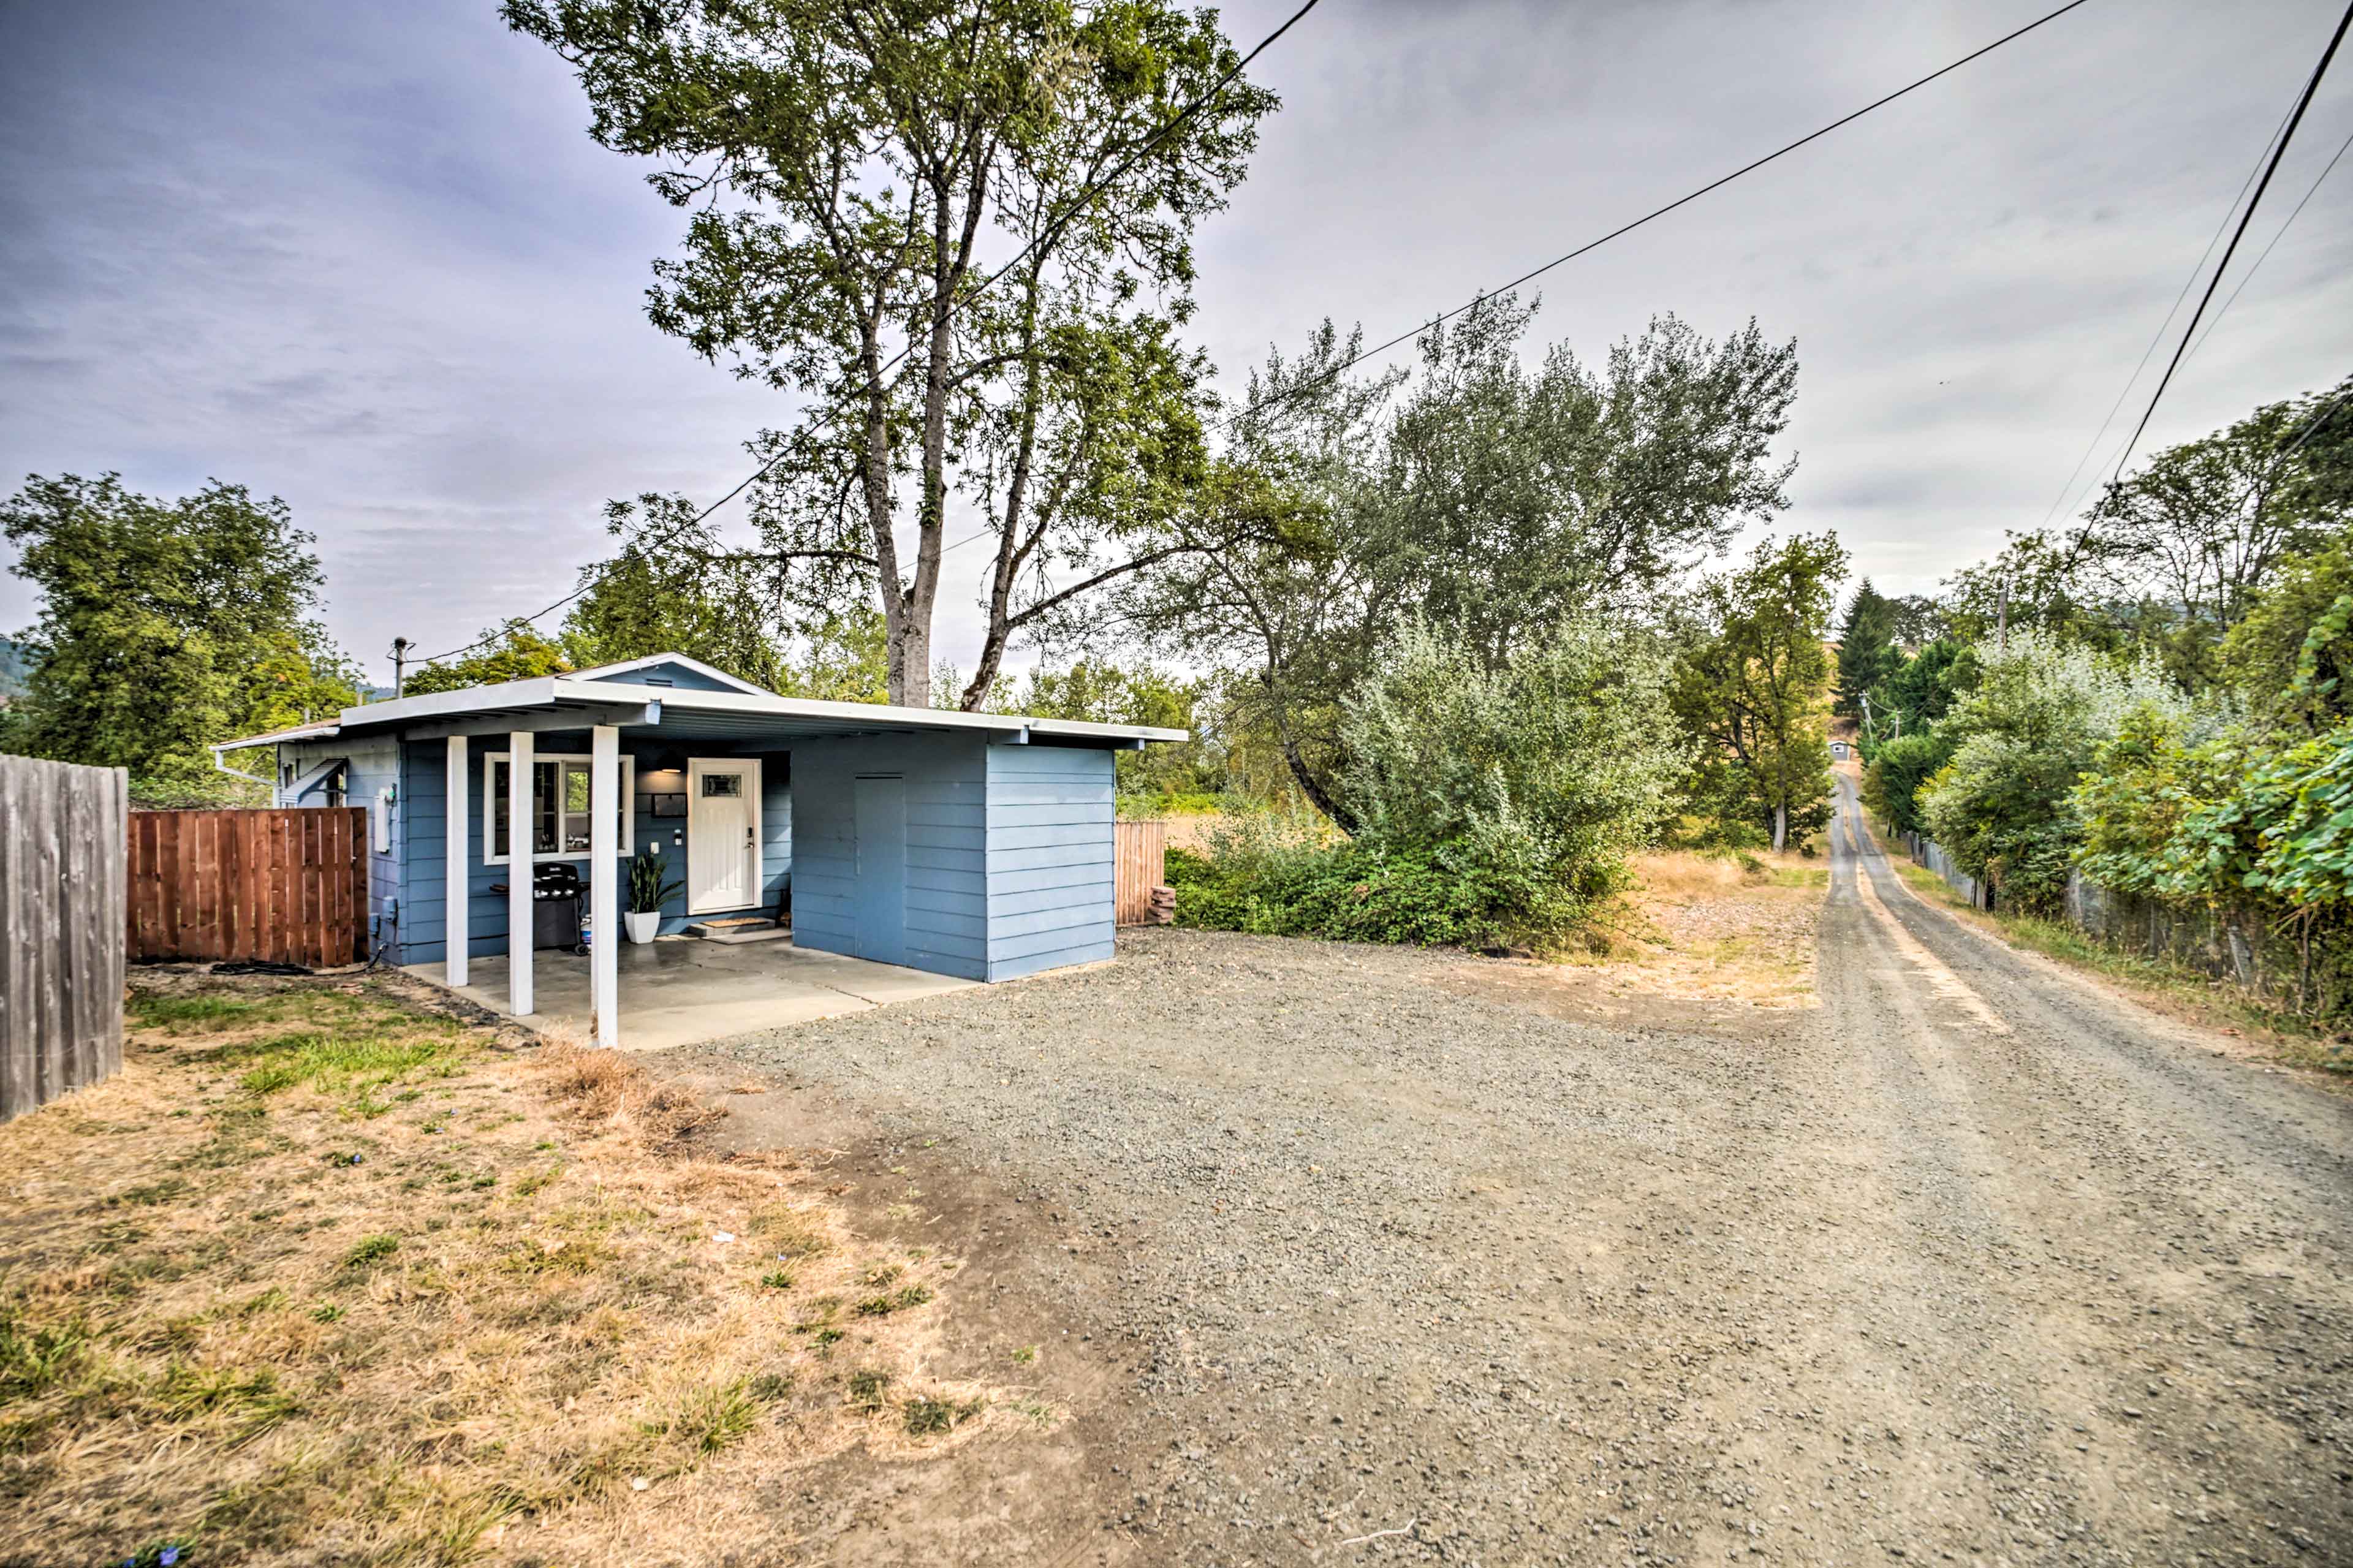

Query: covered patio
[404,935,979,1052]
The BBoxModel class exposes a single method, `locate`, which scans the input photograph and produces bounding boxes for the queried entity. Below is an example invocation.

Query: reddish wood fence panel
[126,808,366,968]
[1114,820,1167,927]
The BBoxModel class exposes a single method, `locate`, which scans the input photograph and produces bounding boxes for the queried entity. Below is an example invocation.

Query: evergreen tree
[1835,578,1900,718]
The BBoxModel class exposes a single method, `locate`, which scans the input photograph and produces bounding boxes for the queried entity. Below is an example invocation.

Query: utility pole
[390,637,412,700]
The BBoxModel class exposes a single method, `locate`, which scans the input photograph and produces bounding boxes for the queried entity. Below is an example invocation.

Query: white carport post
[445,736,469,987]
[589,724,620,1047]
[508,730,534,1017]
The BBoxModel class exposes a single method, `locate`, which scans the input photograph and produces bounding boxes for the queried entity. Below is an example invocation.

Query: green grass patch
[0,1305,93,1402]
[669,1379,759,1455]
[129,988,384,1036]
[844,1368,890,1414]
[342,1233,400,1271]
[212,1020,468,1115]
[901,1394,982,1437]
[153,1360,301,1436]
[853,1283,933,1318]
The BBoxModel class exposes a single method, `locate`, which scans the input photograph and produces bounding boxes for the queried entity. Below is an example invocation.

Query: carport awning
[224,674,1186,750]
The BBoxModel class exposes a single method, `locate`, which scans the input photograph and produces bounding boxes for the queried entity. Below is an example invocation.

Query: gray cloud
[2,0,2349,689]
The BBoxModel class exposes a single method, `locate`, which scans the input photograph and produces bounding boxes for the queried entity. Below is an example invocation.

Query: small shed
[214,654,1183,1045]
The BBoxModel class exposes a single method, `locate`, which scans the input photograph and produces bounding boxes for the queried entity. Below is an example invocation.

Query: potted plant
[626,844,680,945]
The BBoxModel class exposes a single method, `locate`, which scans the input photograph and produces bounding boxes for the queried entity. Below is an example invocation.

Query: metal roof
[214,664,1187,752]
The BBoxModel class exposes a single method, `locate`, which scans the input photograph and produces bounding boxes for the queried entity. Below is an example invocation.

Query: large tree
[1,474,357,798]
[1834,577,1898,719]
[1673,532,1844,851]
[508,0,1275,708]
[1129,298,1802,824]
[1945,375,2352,683]
[555,496,795,692]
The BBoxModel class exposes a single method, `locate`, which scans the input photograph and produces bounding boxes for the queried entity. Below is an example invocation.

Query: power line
[938,0,2099,566]
[2032,100,2300,536]
[1230,0,2097,425]
[2101,0,2353,485]
[2180,120,2353,370]
[413,1,1322,667]
[2278,382,2353,466]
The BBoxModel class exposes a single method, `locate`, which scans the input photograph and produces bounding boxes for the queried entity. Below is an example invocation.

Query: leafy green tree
[1943,377,2350,685]
[402,621,574,697]
[2219,539,2353,733]
[1001,658,1217,800]
[2074,384,2349,687]
[1343,616,1687,906]
[1170,615,1688,951]
[1,474,357,798]
[1917,632,2196,914]
[1835,578,1898,718]
[1876,638,1966,732]
[1134,300,1801,824]
[1860,730,1952,838]
[1887,593,1946,648]
[775,604,890,705]
[1673,532,1844,850]
[508,0,1276,708]
[557,498,793,692]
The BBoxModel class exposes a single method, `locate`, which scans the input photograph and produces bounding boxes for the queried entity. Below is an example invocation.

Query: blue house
[215,654,1181,1045]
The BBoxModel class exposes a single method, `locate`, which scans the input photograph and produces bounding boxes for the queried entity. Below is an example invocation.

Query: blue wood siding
[395,735,790,967]
[983,744,1115,981]
[277,735,402,961]
[790,733,989,981]
[278,716,1120,985]
[576,659,744,694]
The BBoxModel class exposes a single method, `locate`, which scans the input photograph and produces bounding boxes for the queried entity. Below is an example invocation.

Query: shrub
[1861,732,1951,838]
[1915,631,2202,914]
[1171,617,1687,949]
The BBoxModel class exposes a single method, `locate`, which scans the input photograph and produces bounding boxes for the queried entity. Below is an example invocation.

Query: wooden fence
[1114,819,1168,926]
[2,756,128,1122]
[127,808,368,969]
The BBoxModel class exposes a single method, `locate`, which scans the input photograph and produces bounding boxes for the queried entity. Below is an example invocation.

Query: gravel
[716,785,2353,1566]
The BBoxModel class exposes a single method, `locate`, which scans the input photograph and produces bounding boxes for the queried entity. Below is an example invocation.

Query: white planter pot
[624,912,661,945]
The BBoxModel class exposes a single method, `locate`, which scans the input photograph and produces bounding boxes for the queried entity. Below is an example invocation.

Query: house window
[484,752,635,865]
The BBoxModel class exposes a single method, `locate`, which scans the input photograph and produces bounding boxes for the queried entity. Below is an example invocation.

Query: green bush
[1861,732,1952,838]
[1169,616,1686,949]
[1916,631,2199,915]
[1167,839,1578,950]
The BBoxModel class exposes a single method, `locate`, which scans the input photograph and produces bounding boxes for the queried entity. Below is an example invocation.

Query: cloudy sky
[4,0,2350,692]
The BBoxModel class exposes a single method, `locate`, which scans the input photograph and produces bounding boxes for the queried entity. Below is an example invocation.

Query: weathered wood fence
[2,756,128,1121]
[1114,819,1168,926]
[127,808,367,968]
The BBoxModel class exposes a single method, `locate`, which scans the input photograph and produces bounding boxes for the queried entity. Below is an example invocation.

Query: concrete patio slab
[404,936,979,1051]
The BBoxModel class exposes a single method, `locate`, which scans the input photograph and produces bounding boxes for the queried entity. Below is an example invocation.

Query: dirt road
[700,776,2353,1565]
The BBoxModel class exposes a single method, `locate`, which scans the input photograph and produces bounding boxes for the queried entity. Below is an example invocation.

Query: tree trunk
[1773,802,1787,852]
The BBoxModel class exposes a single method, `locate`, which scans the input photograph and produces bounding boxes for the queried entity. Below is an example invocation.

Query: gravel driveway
[708,784,2353,1566]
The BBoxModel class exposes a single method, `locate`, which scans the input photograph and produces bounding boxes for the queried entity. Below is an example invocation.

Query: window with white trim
[484,753,635,864]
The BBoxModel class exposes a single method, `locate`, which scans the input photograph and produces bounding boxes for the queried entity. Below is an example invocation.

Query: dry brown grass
[1571,849,1830,1009]
[0,974,1002,1567]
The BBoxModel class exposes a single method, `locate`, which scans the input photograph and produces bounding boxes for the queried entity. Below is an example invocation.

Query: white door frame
[686,757,762,915]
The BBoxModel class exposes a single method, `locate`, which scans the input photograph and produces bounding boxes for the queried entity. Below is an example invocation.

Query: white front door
[687,759,761,914]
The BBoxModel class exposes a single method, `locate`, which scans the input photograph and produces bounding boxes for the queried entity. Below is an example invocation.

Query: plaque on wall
[650,792,688,819]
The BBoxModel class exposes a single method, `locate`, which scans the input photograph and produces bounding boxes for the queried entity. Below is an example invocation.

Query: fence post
[1,756,127,1120]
